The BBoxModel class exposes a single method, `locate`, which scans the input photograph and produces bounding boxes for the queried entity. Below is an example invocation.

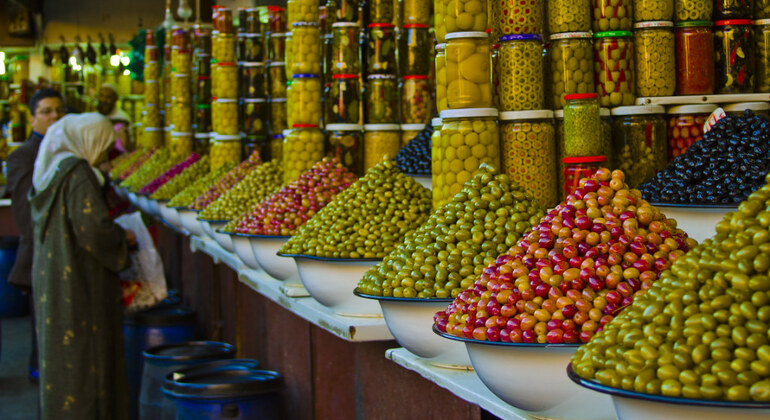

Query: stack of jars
[140,30,163,149]
[169,27,194,159]
[193,24,212,154]
[266,6,288,161]
[238,7,268,160]
[211,6,243,171]
[589,1,636,106]
[163,29,174,149]
[632,1,675,98]
[398,7,432,146]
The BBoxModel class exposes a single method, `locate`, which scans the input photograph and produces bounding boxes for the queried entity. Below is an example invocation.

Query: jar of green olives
[170,131,194,158]
[494,0,543,35]
[327,74,361,124]
[562,155,606,197]
[499,110,558,207]
[400,124,427,146]
[400,76,432,124]
[403,0,431,25]
[435,0,447,42]
[194,132,210,155]
[211,134,244,170]
[268,62,287,97]
[435,43,448,112]
[634,0,674,21]
[289,74,322,125]
[564,93,602,157]
[283,124,326,183]
[446,32,493,109]
[212,98,239,135]
[213,32,237,63]
[240,62,266,98]
[287,0,320,25]
[674,0,712,21]
[715,19,755,93]
[238,33,264,62]
[268,32,287,62]
[290,22,322,75]
[270,133,284,162]
[550,32,595,109]
[140,127,164,149]
[723,101,770,117]
[171,102,192,133]
[363,124,401,170]
[593,31,636,107]
[443,0,488,33]
[331,22,360,74]
[633,21,676,97]
[366,23,397,74]
[269,98,288,133]
[400,24,431,76]
[284,33,294,78]
[498,34,545,111]
[756,19,770,93]
[434,108,500,208]
[365,74,399,123]
[213,63,239,99]
[326,124,365,175]
[242,98,267,136]
[548,0,591,33]
[195,104,212,133]
[611,105,668,188]
[369,0,394,23]
[592,0,633,32]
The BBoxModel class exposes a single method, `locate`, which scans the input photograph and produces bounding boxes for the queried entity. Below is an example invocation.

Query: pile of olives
[190,151,262,211]
[434,168,696,344]
[122,149,177,192]
[640,111,770,204]
[198,161,283,221]
[357,164,545,299]
[109,149,145,180]
[138,154,201,195]
[572,173,770,402]
[394,125,431,175]
[228,158,356,235]
[152,156,210,200]
[115,149,155,181]
[279,159,432,259]
[168,163,234,208]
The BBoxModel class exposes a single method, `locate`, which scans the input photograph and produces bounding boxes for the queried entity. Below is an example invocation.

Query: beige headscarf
[32,113,116,191]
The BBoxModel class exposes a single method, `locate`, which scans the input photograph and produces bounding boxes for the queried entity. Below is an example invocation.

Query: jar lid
[600,107,610,117]
[499,110,554,121]
[715,19,753,26]
[445,31,489,40]
[164,126,173,131]
[270,97,287,103]
[292,124,320,128]
[197,75,211,80]
[723,102,770,112]
[267,6,285,11]
[269,32,288,38]
[611,105,666,115]
[195,133,211,139]
[633,21,674,29]
[754,19,770,25]
[292,22,320,28]
[367,23,395,28]
[332,73,359,79]
[173,73,191,78]
[667,104,719,114]
[214,98,239,103]
[240,62,264,67]
[401,124,427,130]
[491,43,500,49]
[499,34,541,42]
[554,109,564,118]
[271,133,284,139]
[563,156,606,164]
[144,127,163,132]
[326,124,363,131]
[549,32,592,40]
[332,22,360,28]
[282,129,292,136]
[435,43,446,51]
[367,74,396,80]
[268,62,286,68]
[593,31,633,38]
[403,24,430,29]
[241,33,262,38]
[403,75,429,80]
[364,124,400,131]
[146,79,159,83]
[674,20,712,27]
[440,108,498,119]
[243,98,266,103]
[564,93,598,100]
[197,104,211,109]
[292,73,320,79]
[216,62,238,67]
[171,131,193,136]
[213,134,242,141]
[431,118,443,127]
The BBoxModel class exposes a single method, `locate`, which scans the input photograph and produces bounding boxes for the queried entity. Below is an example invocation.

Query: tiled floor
[0,316,38,420]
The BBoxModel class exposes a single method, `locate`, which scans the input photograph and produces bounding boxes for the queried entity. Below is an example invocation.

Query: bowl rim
[196,216,230,224]
[404,172,431,178]
[231,232,292,239]
[169,205,191,210]
[136,191,153,197]
[277,252,382,263]
[566,364,770,408]
[432,324,581,348]
[155,198,170,204]
[648,202,739,209]
[353,288,454,302]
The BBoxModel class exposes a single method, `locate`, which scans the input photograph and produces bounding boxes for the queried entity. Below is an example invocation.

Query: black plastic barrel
[0,237,27,318]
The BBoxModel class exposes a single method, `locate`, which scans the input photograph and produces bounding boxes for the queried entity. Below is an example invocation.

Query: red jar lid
[332,74,359,79]
[403,24,430,29]
[368,23,395,28]
[564,93,598,100]
[267,6,285,11]
[197,76,211,80]
[292,124,319,128]
[403,75,429,80]
[216,62,238,67]
[715,19,753,26]
[563,156,606,164]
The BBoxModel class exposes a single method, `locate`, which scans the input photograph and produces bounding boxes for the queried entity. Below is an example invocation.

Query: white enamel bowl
[159,202,181,229]
[407,174,432,190]
[178,209,206,237]
[249,236,298,281]
[199,219,233,252]
[228,233,261,270]
[653,203,737,243]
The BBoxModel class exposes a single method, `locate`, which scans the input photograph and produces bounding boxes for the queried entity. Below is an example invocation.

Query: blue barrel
[162,362,282,420]
[140,341,236,420]
[0,237,28,318]
[124,304,197,420]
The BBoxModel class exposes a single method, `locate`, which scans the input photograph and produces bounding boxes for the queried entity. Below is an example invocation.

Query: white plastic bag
[115,212,167,311]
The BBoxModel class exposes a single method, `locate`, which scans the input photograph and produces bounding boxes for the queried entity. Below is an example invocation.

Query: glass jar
[634,0,674,21]
[270,98,288,133]
[268,62,287,97]
[326,124,365,175]
[550,32,595,108]
[714,0,751,19]
[364,124,401,170]
[611,105,668,188]
[334,0,359,22]
[666,104,715,160]
[714,19,754,93]
[499,110,558,207]
[435,0,447,43]
[194,25,212,55]
[194,54,211,77]
[238,33,264,62]
[267,6,287,33]
[213,63,239,98]
[400,24,431,75]
[268,33,287,62]
[242,8,261,33]
[291,23,322,75]
[285,33,294,79]
[403,0,431,25]
[592,0,633,31]
[213,6,234,33]
[491,43,500,108]
[369,0,394,23]
[758,0,770,19]
[195,104,212,133]
[169,132,194,158]
[289,74,322,125]
[400,76,432,124]
[331,23,361,74]
[365,74,399,123]
[242,98,267,136]
[600,107,613,168]
[435,43,448,112]
[213,32,237,62]
[562,156,606,197]
[499,34,545,111]
[434,108,500,208]
[195,75,211,106]
[240,62,266,98]
[401,124,427,146]
[323,33,334,79]
[593,31,635,107]
[366,23,397,74]
[443,0,488,33]
[634,21,676,97]
[327,74,361,124]
[495,0,543,35]
[194,133,211,155]
[675,21,715,95]
[211,135,243,170]
[212,98,240,135]
[283,125,326,183]
[270,133,284,162]
[171,102,192,132]
[287,0,320,24]
[547,0,591,33]
[563,93,602,157]
[674,0,712,21]
[756,19,770,92]
[145,46,160,65]
[140,127,164,149]
[723,101,770,117]
[172,74,192,104]
[145,79,160,103]
[446,32,493,109]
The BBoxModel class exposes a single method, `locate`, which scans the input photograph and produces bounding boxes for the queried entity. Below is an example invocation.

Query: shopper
[29,113,135,420]
[97,82,132,153]
[6,87,65,383]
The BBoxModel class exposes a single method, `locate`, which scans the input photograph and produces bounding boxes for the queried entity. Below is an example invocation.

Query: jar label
[703,107,726,133]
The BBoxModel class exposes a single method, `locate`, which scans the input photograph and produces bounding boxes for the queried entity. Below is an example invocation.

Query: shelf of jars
[636,93,770,105]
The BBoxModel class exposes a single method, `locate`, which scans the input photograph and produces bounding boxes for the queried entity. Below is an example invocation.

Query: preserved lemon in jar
[363,124,401,170]
[326,124,365,175]
[242,98,267,136]
[435,0,447,42]
[366,23,397,74]
[211,135,243,170]
[498,34,545,111]
[212,99,239,135]
[593,31,636,107]
[435,43,448,112]
[445,32,493,109]
[213,32,237,62]
[401,76,432,124]
[283,125,326,183]
[443,0,488,33]
[634,21,676,97]
[289,74,322,125]
[550,32,595,108]
[213,63,239,98]
[327,74,362,124]
[290,23,322,75]
[547,0,592,33]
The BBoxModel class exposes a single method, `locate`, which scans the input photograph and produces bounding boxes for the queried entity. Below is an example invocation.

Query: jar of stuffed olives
[443,0,488,33]
[550,32,595,109]
[290,22,322,75]
[401,124,427,146]
[755,19,770,93]
[611,105,668,188]
[211,134,243,170]
[283,124,326,183]
[326,124,365,175]
[365,74,399,123]
[714,19,754,93]
[445,32,493,109]
[269,98,288,133]
[592,0,633,32]
[675,21,715,95]
[331,22,360,74]
[563,93,602,157]
[363,124,401,170]
[562,156,606,197]
[593,31,636,107]
[240,62,266,98]
[327,74,362,124]
[723,101,770,118]
[194,132,210,155]
[435,43,448,112]
[633,21,676,97]
[494,0,543,35]
[634,0,674,21]
[674,0,712,21]
[212,98,239,135]
[289,74,322,125]
[666,104,716,160]
[400,76,432,124]
[498,34,545,111]
[366,23,397,74]
[547,0,591,33]
[400,24,431,76]
[242,98,267,136]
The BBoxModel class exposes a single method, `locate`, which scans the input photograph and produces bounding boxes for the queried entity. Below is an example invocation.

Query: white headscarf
[32,113,116,191]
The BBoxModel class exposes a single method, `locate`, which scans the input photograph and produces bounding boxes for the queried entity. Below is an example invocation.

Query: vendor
[97,83,132,153]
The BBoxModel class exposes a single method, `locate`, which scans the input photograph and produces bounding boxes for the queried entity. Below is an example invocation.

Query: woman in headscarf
[29,113,135,420]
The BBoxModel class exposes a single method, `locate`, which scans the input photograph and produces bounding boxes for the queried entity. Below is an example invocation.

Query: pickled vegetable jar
[327,74,361,124]
[433,108,500,208]
[196,76,211,104]
[140,127,164,149]
[195,104,212,133]
[550,32,595,108]
[171,102,192,132]
[241,8,261,33]
[270,98,288,133]
[563,93,602,157]
[270,133,284,162]
[758,0,770,19]
[242,98,267,136]
[212,98,239,135]
[634,21,676,97]
[285,33,295,78]
[755,19,770,92]
[600,107,613,168]
[326,124,365,175]
[240,63,266,98]
[213,32,237,62]
[491,43,500,108]
[592,0,632,31]
[267,6,287,33]
[675,21,715,95]
[331,22,361,74]
[194,133,210,155]
[498,34,545,111]
[369,0,394,23]
[171,51,192,74]
[674,0,711,21]
[171,73,192,105]
[611,105,667,188]
[666,104,715,160]
[287,0,320,24]
[213,6,234,33]
[500,110,558,207]
[365,74,399,123]
[403,0,431,25]
[289,74,322,125]
[400,24,431,75]
[445,32,493,109]
[193,25,212,55]
[211,135,243,170]
[401,124,427,146]
[714,19,754,93]
[334,0,359,22]
[283,125,326,183]
[634,0,673,21]
[562,156,606,197]
[145,79,160,103]
[213,63,239,98]
[443,0,488,33]
[268,62,287,97]
[435,43,448,112]
[268,32,287,62]
[494,0,542,35]
[714,0,751,19]
[593,31,636,107]
[435,0,447,43]
[169,132,194,158]
[363,124,401,170]
[290,23,322,75]
[548,0,591,33]
[400,76,432,124]
[238,33,264,62]
[723,101,770,117]
[366,23,397,74]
